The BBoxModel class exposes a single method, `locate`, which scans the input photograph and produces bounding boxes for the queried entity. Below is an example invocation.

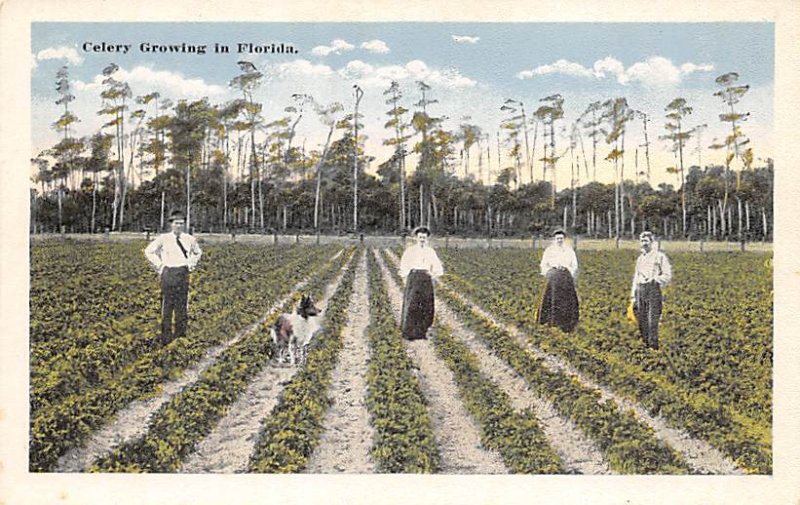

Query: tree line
[31,61,772,241]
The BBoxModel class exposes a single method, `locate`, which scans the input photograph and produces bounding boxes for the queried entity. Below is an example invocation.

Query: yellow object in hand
[627,300,638,324]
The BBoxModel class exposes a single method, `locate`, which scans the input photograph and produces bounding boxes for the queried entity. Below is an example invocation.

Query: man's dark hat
[168,210,186,222]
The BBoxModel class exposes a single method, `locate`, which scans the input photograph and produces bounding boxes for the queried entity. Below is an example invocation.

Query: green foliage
[440,248,772,473]
[29,241,340,471]
[382,249,679,474]
[436,285,688,474]
[363,251,441,473]
[247,250,358,472]
[91,247,354,472]
[428,322,564,473]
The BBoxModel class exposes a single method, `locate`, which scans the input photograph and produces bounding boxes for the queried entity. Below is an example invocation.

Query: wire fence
[31,231,773,253]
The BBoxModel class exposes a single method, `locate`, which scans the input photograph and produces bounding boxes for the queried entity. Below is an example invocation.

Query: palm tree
[661,97,694,236]
[711,72,751,240]
[97,63,131,231]
[230,60,265,230]
[310,101,345,229]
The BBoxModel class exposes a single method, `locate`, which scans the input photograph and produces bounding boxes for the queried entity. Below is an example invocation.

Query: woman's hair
[639,231,655,241]
[552,228,566,237]
[413,226,431,236]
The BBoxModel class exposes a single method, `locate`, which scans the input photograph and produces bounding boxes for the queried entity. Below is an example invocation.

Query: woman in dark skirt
[537,229,579,332]
[399,227,444,340]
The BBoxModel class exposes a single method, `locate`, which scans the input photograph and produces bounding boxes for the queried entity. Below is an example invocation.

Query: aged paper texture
[2,0,799,503]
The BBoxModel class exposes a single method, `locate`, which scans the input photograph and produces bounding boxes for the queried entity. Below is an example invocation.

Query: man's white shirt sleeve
[144,235,165,273]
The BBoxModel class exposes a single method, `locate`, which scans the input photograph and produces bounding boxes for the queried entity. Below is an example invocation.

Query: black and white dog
[270,294,323,366]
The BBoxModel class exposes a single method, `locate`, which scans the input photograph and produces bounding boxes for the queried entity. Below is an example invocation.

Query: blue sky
[31,22,774,188]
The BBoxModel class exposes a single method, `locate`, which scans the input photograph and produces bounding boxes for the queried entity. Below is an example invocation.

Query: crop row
[31,242,281,357]
[247,250,359,472]
[92,247,356,472]
[441,248,772,425]
[440,248,771,473]
[364,250,441,473]
[377,250,564,473]
[30,244,340,471]
[31,244,325,413]
[434,285,690,474]
[31,241,160,359]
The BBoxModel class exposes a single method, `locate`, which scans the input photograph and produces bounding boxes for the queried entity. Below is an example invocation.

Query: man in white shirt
[144,210,202,345]
[398,226,444,340]
[537,229,580,332]
[630,231,672,349]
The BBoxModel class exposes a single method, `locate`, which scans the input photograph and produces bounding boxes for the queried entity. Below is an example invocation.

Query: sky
[31,22,774,189]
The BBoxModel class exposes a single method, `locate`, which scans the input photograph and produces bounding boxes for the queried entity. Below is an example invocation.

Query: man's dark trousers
[160,266,189,343]
[635,281,662,349]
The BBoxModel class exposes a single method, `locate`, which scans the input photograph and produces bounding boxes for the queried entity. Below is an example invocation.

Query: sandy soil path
[442,282,745,475]
[178,253,353,473]
[303,252,375,473]
[434,290,612,474]
[56,250,343,472]
[374,250,508,474]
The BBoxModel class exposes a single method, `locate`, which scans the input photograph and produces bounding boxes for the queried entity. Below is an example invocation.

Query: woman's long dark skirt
[537,268,579,332]
[401,269,435,340]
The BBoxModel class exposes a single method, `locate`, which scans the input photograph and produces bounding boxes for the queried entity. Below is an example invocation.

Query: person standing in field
[537,229,580,332]
[144,210,202,346]
[630,231,672,350]
[398,226,444,340]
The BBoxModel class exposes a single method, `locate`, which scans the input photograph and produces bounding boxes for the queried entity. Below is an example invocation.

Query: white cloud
[310,39,355,56]
[34,46,84,66]
[680,62,715,74]
[517,55,715,87]
[337,59,476,90]
[452,35,480,44]
[361,39,390,54]
[592,56,626,80]
[405,59,429,78]
[517,59,594,79]
[400,60,475,88]
[74,66,225,97]
[339,60,375,79]
[273,59,335,78]
[624,56,682,86]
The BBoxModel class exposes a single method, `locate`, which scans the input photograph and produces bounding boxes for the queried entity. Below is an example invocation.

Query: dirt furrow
[56,249,343,473]
[179,255,353,473]
[434,291,612,475]
[304,252,375,473]
[374,250,508,474]
[441,284,745,475]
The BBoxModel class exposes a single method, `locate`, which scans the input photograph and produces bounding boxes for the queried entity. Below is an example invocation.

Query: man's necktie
[175,234,189,259]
